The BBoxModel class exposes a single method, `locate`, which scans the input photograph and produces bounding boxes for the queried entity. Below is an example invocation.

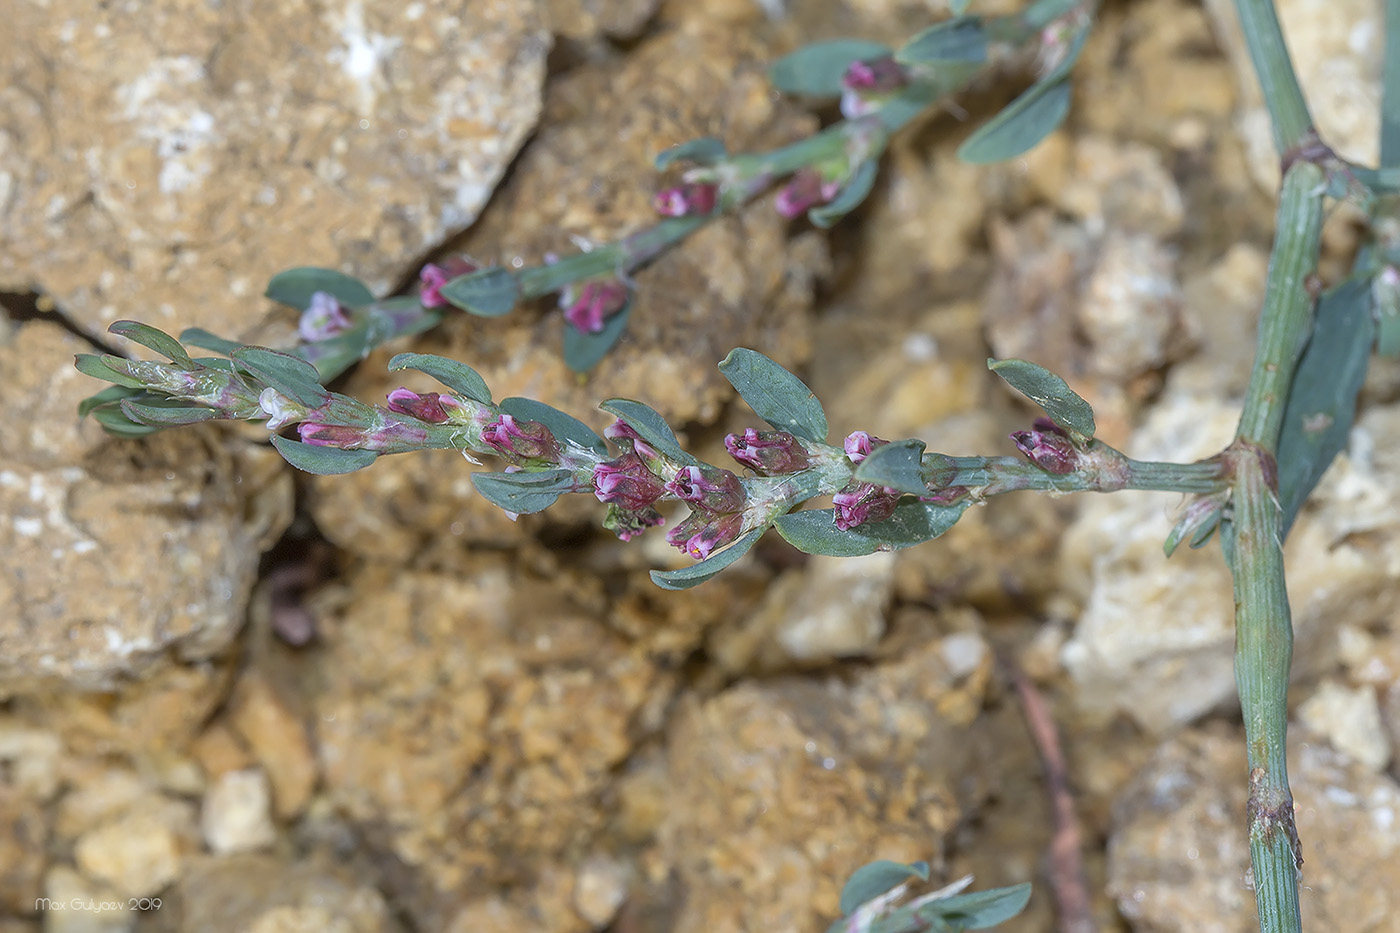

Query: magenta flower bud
[775,168,833,219]
[481,414,560,462]
[666,464,746,512]
[842,57,907,93]
[1011,430,1079,474]
[602,504,665,542]
[419,257,479,308]
[833,482,900,531]
[842,431,888,464]
[298,291,352,342]
[725,428,811,475]
[604,419,659,461]
[385,388,451,424]
[667,510,745,560]
[653,182,719,217]
[921,485,970,506]
[561,279,630,334]
[298,422,364,447]
[593,453,667,510]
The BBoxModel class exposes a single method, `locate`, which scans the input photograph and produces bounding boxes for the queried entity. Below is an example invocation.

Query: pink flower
[593,453,666,510]
[386,388,451,424]
[297,422,363,447]
[842,431,888,464]
[419,257,480,308]
[298,291,352,342]
[725,429,810,475]
[666,510,744,560]
[653,182,719,217]
[833,482,900,530]
[1010,429,1078,474]
[604,419,658,462]
[775,169,841,219]
[666,464,746,512]
[561,279,630,334]
[480,414,560,462]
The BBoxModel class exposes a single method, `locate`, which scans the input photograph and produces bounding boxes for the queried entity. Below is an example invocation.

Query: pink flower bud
[604,419,658,462]
[842,431,888,464]
[833,482,900,531]
[298,422,364,447]
[725,428,811,475]
[842,57,907,94]
[775,169,832,219]
[593,453,667,510]
[666,464,746,513]
[1011,430,1079,474]
[298,291,352,342]
[561,279,630,334]
[481,414,560,462]
[386,388,451,424]
[419,257,479,308]
[666,510,744,560]
[653,182,719,217]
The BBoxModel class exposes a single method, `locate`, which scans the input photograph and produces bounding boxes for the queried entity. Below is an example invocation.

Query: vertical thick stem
[1231,0,1315,151]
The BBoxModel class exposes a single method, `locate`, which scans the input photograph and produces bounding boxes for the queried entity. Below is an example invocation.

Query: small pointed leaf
[265,267,374,310]
[232,347,330,408]
[180,327,243,355]
[650,528,764,590]
[501,397,607,455]
[109,321,193,367]
[598,398,699,464]
[774,501,967,557]
[91,404,162,437]
[120,400,218,425]
[388,352,493,405]
[270,436,379,474]
[988,358,1095,440]
[74,354,146,389]
[439,267,519,317]
[853,439,929,495]
[563,297,632,372]
[655,136,728,170]
[897,17,987,64]
[958,77,1071,164]
[471,469,576,514]
[769,39,893,97]
[718,348,828,442]
[78,385,144,418]
[839,860,931,916]
[925,882,1032,929]
[809,159,879,228]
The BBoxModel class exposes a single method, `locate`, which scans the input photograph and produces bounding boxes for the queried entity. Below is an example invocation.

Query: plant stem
[1231,0,1315,151]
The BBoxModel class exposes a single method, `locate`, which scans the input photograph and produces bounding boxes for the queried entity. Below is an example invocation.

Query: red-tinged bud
[561,279,630,334]
[593,453,667,510]
[602,504,665,542]
[653,182,719,217]
[386,388,451,424]
[419,257,479,308]
[1011,430,1079,474]
[1031,416,1067,436]
[299,291,352,342]
[666,464,746,512]
[725,428,811,475]
[298,422,364,447]
[667,510,745,560]
[481,414,560,462]
[833,482,900,531]
[843,57,907,93]
[922,485,970,506]
[604,419,658,461]
[775,169,833,219]
[843,431,888,464]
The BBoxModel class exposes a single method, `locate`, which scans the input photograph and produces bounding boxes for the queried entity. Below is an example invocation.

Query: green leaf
[925,882,1032,929]
[387,352,493,405]
[650,528,764,590]
[264,267,375,310]
[231,347,330,408]
[839,860,931,916]
[987,358,1096,441]
[774,501,968,557]
[853,439,929,495]
[769,39,893,97]
[563,297,632,372]
[78,385,144,418]
[179,327,243,355]
[598,398,699,464]
[91,404,162,437]
[471,469,576,514]
[1276,278,1374,536]
[718,348,828,442]
[439,267,519,317]
[958,77,1071,164]
[809,158,880,229]
[270,436,379,474]
[120,399,218,425]
[74,354,146,389]
[501,398,607,455]
[897,17,986,64]
[109,321,193,367]
[656,136,727,171]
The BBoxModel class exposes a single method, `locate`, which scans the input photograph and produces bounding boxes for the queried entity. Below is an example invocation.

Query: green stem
[916,450,1228,497]
[1231,0,1316,152]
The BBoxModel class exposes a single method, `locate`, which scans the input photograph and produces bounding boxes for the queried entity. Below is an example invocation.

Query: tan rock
[74,810,185,900]
[544,0,661,38]
[173,854,397,932]
[191,723,255,784]
[0,786,48,914]
[40,864,134,933]
[227,673,318,821]
[201,769,277,856]
[1298,680,1392,773]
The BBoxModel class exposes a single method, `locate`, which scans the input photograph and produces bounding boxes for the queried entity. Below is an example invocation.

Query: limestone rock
[73,806,192,900]
[0,786,48,914]
[171,854,398,933]
[0,323,292,692]
[0,0,549,346]
[41,864,134,933]
[201,769,277,856]
[226,673,318,821]
[1298,680,1391,773]
[544,0,661,38]
[1108,726,1400,932]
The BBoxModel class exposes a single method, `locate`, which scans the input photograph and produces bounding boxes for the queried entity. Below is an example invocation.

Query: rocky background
[1,0,1397,930]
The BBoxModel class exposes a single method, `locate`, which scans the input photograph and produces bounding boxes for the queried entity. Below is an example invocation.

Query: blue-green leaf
[387,352,493,405]
[650,528,764,590]
[598,398,699,464]
[120,400,218,425]
[109,321,193,368]
[987,357,1096,441]
[958,77,1071,164]
[179,327,243,356]
[853,439,929,495]
[655,136,727,171]
[74,354,146,389]
[232,347,330,408]
[774,501,968,557]
[471,469,576,514]
[501,397,607,455]
[264,267,374,310]
[923,882,1032,929]
[839,860,931,916]
[1276,278,1374,536]
[270,436,379,474]
[78,385,144,418]
[718,348,828,442]
[439,267,519,317]
[91,404,161,437]
[769,39,893,97]
[897,17,986,64]
[563,297,632,372]
[809,159,879,229]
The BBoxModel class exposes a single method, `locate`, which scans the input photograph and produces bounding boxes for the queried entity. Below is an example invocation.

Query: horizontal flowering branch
[76,324,1229,589]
